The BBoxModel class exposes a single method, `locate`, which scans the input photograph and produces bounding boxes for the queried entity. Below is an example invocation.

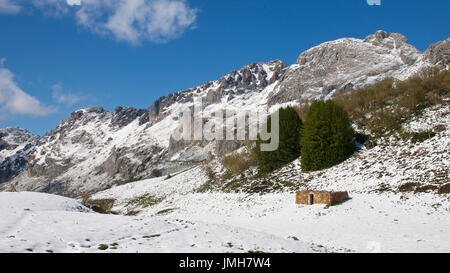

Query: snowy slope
[245,104,450,194]
[0,192,319,253]
[89,170,449,252]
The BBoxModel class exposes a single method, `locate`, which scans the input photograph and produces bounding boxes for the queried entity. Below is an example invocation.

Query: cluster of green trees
[255,107,303,173]
[255,101,355,173]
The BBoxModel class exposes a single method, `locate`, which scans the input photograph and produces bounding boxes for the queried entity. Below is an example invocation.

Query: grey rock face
[95,145,165,182]
[111,106,148,127]
[28,156,73,180]
[205,89,220,105]
[269,30,425,106]
[148,90,192,124]
[425,38,450,68]
[0,127,38,184]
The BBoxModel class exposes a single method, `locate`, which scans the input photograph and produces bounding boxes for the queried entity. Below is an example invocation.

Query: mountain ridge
[1,30,449,196]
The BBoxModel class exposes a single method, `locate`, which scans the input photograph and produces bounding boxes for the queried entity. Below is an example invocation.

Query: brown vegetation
[81,193,116,214]
[221,145,257,176]
[334,67,449,139]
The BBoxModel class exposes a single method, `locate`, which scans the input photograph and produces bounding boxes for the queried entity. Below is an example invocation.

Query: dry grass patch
[125,194,164,209]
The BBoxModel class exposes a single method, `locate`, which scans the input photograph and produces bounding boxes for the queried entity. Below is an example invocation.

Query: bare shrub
[221,147,257,176]
[334,68,449,139]
[203,165,216,181]
[81,192,116,214]
[151,169,163,178]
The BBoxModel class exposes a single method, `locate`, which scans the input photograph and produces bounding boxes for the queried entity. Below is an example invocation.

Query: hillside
[83,102,449,253]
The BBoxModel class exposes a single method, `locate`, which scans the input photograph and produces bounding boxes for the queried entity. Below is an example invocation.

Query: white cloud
[367,0,381,5]
[104,0,197,43]
[0,67,56,117]
[51,83,85,107]
[66,0,80,5]
[0,0,21,14]
[2,0,198,44]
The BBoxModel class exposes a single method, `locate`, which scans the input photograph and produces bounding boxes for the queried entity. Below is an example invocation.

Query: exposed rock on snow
[0,127,38,184]
[425,37,450,69]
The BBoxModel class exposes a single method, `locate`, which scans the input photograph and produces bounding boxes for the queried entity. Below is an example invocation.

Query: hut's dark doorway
[309,193,314,205]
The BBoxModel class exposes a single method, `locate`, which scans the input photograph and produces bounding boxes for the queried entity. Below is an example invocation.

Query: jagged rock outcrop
[112,106,149,127]
[148,60,287,125]
[0,127,38,184]
[95,144,165,181]
[425,38,450,68]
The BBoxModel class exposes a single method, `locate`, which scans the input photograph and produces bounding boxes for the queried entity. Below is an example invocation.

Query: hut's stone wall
[296,191,349,205]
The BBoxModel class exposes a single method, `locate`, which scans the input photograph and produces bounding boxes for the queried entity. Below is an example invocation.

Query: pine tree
[300,100,355,172]
[255,107,303,173]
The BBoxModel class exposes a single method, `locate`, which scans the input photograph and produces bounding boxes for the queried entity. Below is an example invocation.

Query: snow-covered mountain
[1,30,449,196]
[1,102,448,253]
[0,127,38,185]
[1,61,287,196]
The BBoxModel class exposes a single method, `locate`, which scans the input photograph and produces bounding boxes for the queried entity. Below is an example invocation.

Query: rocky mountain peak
[271,31,429,106]
[148,60,286,125]
[69,107,106,122]
[363,30,417,62]
[217,60,286,91]
[364,30,409,46]
[112,106,149,127]
[425,38,450,68]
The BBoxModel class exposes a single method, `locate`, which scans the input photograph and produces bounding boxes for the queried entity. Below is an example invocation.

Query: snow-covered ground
[89,174,449,253]
[0,192,319,253]
[1,160,448,253]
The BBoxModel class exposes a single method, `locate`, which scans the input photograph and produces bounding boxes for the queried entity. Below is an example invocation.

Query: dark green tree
[255,107,303,173]
[300,100,355,172]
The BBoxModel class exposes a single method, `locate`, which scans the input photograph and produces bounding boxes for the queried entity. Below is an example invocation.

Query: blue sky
[0,0,449,135]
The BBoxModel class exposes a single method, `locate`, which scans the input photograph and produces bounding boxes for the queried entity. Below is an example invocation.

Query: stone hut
[296,191,349,206]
